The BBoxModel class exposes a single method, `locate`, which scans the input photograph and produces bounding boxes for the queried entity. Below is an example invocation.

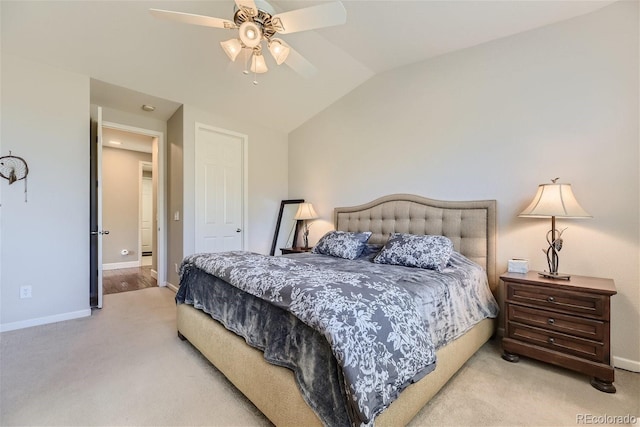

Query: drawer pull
[548,337,555,344]
[547,318,555,325]
[547,296,555,303]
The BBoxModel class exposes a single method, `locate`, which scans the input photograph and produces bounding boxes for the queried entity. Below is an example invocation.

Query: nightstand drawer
[507,283,606,319]
[508,322,604,362]
[508,305,604,341]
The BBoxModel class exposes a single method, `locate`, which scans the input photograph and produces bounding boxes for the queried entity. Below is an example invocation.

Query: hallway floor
[103,259,157,295]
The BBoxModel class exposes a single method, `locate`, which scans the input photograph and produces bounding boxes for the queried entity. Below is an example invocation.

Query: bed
[176,194,498,426]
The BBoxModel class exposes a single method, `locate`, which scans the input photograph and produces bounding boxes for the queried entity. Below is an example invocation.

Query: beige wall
[163,101,292,288]
[288,1,639,369]
[181,105,289,258]
[102,106,167,136]
[101,146,152,264]
[1,54,91,329]
[164,104,289,287]
[1,46,288,326]
[167,106,184,286]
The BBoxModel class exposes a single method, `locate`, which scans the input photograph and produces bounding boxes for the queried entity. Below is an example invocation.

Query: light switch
[174,211,180,221]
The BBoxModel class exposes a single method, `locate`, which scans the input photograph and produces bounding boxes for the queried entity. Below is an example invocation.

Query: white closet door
[194,124,247,253]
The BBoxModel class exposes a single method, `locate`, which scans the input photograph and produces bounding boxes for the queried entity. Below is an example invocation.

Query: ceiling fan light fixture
[239,21,262,48]
[150,1,349,84]
[220,38,243,61]
[268,38,290,65]
[250,52,268,74]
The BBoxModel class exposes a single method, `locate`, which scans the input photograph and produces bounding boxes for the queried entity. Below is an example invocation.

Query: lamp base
[538,271,571,280]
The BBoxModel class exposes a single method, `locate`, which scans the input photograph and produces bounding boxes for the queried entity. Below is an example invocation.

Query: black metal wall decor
[0,151,29,202]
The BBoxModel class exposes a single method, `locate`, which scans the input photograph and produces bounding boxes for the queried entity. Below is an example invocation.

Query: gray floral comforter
[179,251,436,425]
[295,250,500,349]
[177,250,499,426]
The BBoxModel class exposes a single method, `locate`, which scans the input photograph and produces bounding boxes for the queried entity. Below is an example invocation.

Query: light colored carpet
[1,287,638,426]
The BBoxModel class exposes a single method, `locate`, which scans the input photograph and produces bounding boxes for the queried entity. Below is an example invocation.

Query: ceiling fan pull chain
[243,48,250,75]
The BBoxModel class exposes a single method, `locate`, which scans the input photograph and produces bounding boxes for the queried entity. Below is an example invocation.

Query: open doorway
[100,123,166,296]
[140,161,153,267]
[89,82,178,306]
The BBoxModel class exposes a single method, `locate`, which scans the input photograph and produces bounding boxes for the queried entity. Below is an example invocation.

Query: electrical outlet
[20,285,32,299]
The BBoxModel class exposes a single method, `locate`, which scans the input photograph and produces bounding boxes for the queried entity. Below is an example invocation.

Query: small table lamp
[294,202,318,249]
[519,178,591,280]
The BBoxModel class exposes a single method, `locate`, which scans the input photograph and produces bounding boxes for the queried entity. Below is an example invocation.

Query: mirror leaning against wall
[270,199,304,256]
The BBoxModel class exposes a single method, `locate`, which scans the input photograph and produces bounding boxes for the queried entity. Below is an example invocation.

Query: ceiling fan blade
[234,0,258,17]
[284,46,318,78]
[149,9,236,30]
[272,2,346,35]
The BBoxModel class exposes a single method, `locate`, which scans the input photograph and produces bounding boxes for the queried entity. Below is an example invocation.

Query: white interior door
[90,107,105,307]
[97,107,104,308]
[195,124,246,253]
[140,173,153,254]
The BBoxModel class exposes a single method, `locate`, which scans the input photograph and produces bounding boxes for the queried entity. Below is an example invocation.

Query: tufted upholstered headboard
[334,194,497,292]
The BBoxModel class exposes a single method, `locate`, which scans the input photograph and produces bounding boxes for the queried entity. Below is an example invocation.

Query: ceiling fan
[150,0,347,84]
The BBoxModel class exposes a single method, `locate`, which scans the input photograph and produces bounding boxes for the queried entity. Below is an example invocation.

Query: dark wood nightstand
[280,247,313,255]
[501,271,617,393]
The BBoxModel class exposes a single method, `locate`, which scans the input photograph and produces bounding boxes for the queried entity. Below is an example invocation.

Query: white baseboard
[0,309,91,333]
[150,269,158,279]
[613,355,640,372]
[166,282,179,293]
[103,261,140,270]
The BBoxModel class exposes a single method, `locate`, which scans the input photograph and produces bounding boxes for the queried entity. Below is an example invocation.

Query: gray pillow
[373,233,453,271]
[312,231,372,260]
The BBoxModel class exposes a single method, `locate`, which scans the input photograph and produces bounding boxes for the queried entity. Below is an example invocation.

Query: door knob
[236,228,242,233]
[101,230,110,235]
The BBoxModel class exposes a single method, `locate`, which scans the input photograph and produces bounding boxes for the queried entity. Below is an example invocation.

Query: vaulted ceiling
[1,1,614,133]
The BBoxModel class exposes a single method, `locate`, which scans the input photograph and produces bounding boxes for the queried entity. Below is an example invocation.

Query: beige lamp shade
[268,38,290,65]
[294,203,318,220]
[220,38,242,62]
[519,183,591,218]
[250,52,268,74]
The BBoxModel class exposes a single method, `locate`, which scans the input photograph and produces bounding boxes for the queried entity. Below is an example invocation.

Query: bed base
[177,194,497,425]
[177,303,496,426]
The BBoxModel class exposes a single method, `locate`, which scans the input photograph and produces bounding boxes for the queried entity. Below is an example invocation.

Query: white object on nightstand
[508,259,529,273]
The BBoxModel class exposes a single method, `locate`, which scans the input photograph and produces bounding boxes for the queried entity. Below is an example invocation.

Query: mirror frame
[270,199,304,256]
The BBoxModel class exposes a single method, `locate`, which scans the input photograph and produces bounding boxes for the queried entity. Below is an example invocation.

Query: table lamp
[294,202,318,249]
[519,178,591,280]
